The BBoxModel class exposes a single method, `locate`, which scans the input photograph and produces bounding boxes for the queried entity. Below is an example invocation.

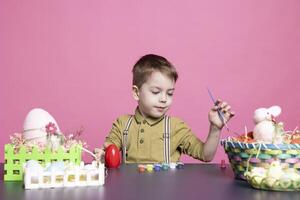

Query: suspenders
[164,116,171,164]
[122,116,133,164]
[122,115,171,164]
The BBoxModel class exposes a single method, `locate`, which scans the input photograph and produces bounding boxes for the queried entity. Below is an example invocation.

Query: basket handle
[79,146,97,160]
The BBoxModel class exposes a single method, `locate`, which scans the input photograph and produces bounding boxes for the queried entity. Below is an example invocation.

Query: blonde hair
[132,54,178,88]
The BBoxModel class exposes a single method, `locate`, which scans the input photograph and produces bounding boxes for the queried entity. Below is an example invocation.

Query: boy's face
[133,71,175,119]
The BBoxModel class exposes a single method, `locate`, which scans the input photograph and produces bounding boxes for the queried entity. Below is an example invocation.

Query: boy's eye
[167,93,174,96]
[151,91,160,94]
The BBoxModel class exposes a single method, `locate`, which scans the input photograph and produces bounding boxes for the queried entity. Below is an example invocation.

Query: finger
[94,148,102,153]
[219,102,228,109]
[224,105,231,111]
[103,143,111,148]
[211,105,219,111]
[230,111,235,117]
[224,111,235,118]
[223,109,234,118]
[215,99,222,106]
[221,105,231,113]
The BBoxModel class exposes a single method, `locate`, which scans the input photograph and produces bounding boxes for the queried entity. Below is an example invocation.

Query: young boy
[96,54,234,163]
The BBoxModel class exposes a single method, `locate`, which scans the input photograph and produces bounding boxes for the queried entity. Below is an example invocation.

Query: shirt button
[140,129,144,133]
[143,120,147,124]
[140,139,144,144]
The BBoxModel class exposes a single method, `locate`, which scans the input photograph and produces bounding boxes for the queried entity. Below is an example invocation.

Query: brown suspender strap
[164,116,171,164]
[122,115,171,164]
[122,116,133,164]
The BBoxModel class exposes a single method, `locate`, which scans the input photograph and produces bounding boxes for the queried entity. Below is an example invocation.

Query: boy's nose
[159,94,167,102]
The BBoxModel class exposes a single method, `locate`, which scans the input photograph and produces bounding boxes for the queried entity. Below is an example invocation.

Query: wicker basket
[221,138,300,180]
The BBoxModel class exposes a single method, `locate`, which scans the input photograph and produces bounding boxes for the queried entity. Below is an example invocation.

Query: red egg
[105,144,121,168]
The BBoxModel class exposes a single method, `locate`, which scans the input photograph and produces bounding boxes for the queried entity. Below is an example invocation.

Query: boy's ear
[132,85,139,101]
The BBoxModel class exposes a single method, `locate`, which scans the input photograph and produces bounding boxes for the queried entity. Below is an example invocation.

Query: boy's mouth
[155,106,167,112]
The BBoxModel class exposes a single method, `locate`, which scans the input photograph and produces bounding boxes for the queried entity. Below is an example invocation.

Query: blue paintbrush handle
[206,87,229,131]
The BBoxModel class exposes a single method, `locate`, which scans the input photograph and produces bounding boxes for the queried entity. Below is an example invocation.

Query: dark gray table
[1,163,299,200]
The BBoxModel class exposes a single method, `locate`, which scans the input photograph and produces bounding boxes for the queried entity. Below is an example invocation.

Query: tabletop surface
[1,163,299,200]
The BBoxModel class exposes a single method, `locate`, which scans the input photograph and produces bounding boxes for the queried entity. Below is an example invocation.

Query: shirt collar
[134,107,165,126]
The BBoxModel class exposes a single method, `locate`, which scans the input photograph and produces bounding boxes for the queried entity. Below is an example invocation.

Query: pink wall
[1,0,300,163]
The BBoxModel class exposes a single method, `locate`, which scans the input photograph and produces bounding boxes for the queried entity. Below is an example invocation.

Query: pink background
[1,0,300,163]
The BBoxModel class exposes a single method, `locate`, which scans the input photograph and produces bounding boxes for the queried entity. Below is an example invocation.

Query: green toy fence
[4,144,82,181]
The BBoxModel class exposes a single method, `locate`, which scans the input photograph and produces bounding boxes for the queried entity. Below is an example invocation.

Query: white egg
[281,169,300,181]
[83,164,97,170]
[267,161,284,179]
[23,108,60,144]
[25,160,44,174]
[251,167,267,177]
[46,161,65,172]
[245,167,267,185]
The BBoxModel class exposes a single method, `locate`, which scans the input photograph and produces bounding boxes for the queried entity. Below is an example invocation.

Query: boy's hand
[208,99,235,130]
[94,148,105,163]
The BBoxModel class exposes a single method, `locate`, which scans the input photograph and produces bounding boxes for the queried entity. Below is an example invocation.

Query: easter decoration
[105,144,121,169]
[252,106,284,144]
[22,108,63,149]
[4,108,96,183]
[245,161,300,191]
[221,105,300,191]
[23,160,104,189]
[137,162,184,173]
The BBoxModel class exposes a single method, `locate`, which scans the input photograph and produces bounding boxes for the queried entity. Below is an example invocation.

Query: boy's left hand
[94,148,105,164]
[208,99,235,130]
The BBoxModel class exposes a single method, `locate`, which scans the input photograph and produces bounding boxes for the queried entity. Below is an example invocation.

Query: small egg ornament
[162,163,169,171]
[169,163,177,169]
[176,162,184,169]
[220,159,226,170]
[154,164,162,171]
[146,164,154,172]
[105,144,121,168]
[138,165,146,173]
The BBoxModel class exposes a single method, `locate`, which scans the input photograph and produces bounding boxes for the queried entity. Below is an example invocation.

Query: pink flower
[45,122,57,135]
[37,142,46,150]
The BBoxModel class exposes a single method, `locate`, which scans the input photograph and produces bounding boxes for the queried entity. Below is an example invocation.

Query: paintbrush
[206,87,230,131]
[206,87,242,138]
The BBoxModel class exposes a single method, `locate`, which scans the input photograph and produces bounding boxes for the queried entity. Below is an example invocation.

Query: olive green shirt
[105,108,204,163]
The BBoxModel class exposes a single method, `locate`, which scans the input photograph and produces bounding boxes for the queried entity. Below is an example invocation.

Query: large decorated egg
[105,144,121,168]
[23,108,60,145]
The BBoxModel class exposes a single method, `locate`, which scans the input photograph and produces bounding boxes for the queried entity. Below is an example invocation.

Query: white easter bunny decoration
[253,106,283,143]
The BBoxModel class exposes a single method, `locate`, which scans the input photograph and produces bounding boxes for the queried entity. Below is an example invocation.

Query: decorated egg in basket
[23,108,60,145]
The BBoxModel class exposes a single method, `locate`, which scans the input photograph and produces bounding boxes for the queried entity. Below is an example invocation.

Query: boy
[96,54,234,163]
